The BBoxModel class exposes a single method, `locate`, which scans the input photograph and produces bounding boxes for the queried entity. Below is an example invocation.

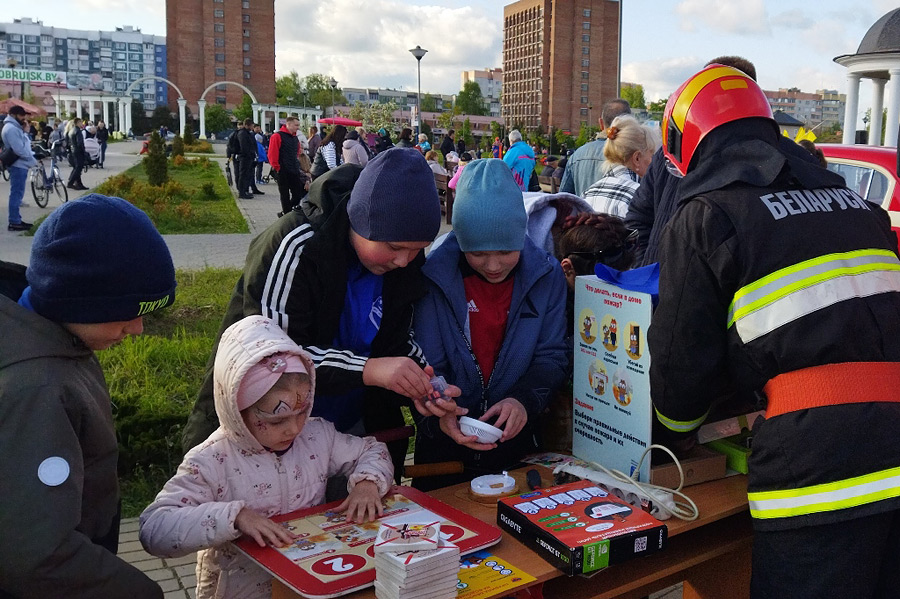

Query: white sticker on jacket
[38,456,70,486]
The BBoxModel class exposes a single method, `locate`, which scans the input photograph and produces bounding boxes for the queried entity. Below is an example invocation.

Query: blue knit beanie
[347,147,440,242]
[452,159,527,252]
[27,194,176,324]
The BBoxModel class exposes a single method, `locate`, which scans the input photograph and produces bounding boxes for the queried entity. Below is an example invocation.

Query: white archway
[121,76,188,136]
[197,81,261,140]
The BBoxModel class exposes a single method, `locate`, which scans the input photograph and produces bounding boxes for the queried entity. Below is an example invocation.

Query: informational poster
[572,276,653,482]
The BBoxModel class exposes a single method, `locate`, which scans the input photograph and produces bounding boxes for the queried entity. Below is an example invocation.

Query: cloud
[274,0,501,96]
[622,56,705,102]
[675,0,770,35]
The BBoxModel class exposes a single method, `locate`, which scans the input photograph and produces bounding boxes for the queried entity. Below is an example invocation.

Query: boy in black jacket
[182,149,459,475]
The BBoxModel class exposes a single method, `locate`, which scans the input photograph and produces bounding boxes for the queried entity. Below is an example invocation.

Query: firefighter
[649,64,900,598]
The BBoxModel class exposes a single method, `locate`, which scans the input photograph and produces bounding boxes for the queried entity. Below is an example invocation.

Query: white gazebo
[835,8,900,146]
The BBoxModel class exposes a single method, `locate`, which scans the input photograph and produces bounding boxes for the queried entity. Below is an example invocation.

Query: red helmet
[662,64,773,176]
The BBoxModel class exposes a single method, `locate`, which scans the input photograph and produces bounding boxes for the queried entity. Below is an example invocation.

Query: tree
[528,124,549,151]
[171,133,185,158]
[437,108,460,133]
[276,70,305,105]
[143,131,168,186]
[150,105,174,131]
[304,73,347,111]
[233,94,254,122]
[420,94,437,113]
[455,81,487,116]
[621,84,647,111]
[555,128,574,151]
[348,100,399,133]
[647,98,667,121]
[490,120,503,146]
[204,103,232,135]
[131,100,150,136]
[460,117,474,149]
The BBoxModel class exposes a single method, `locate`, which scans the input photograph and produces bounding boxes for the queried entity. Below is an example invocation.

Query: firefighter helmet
[662,64,774,176]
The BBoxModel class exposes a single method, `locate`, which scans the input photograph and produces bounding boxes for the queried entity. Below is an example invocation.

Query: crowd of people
[2,52,899,599]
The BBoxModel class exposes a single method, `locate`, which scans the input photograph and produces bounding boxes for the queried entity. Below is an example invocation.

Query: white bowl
[459,416,503,443]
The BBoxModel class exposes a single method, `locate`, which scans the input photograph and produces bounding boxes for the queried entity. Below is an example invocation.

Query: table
[273,469,751,599]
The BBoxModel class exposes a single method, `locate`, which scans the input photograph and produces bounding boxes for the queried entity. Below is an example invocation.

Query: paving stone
[158,578,182,593]
[174,563,196,577]
[180,574,197,589]
[132,557,165,572]
[119,548,156,564]
[118,540,144,553]
[120,519,141,533]
[118,529,139,544]
[187,588,196,599]
[145,568,176,582]
[163,590,188,599]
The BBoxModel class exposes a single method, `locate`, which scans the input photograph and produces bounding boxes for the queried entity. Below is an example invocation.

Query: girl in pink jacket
[140,316,393,599]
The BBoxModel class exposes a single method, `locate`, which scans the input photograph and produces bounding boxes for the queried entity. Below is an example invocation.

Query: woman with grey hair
[582,115,660,217]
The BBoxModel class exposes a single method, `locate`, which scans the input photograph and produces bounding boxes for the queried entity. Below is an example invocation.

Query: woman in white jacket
[140,315,393,599]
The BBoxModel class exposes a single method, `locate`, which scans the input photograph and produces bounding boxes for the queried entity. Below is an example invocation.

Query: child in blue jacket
[413,159,568,489]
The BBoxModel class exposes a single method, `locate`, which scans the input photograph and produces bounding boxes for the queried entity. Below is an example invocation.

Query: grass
[104,267,240,517]
[25,157,247,236]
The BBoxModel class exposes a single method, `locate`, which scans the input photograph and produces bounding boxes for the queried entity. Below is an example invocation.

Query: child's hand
[337,481,385,523]
[363,357,433,400]
[412,366,466,418]
[439,413,498,451]
[481,398,528,442]
[235,507,295,548]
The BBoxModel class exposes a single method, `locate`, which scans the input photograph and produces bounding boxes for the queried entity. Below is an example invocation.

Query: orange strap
[764,362,900,418]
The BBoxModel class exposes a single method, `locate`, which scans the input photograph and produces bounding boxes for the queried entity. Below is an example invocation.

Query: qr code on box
[634,536,648,553]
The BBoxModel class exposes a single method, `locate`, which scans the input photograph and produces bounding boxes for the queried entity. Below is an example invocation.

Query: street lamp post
[329,78,337,119]
[78,86,83,120]
[409,46,427,138]
[287,95,294,118]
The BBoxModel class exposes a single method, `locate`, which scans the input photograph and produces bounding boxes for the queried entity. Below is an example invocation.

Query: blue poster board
[572,276,653,482]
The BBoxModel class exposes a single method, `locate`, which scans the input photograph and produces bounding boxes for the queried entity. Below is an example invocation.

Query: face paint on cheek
[254,420,268,431]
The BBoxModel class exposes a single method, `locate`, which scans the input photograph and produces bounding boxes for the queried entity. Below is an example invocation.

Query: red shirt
[463,273,514,383]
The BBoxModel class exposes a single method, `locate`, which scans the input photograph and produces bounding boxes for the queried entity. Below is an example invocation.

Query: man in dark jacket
[268,116,310,216]
[0,194,175,599]
[236,118,262,199]
[181,149,461,478]
[66,118,88,190]
[651,64,900,599]
[440,129,455,160]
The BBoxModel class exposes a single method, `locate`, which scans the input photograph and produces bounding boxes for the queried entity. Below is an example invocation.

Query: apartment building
[0,17,166,110]
[461,68,503,117]
[166,0,276,114]
[764,87,846,129]
[502,0,620,132]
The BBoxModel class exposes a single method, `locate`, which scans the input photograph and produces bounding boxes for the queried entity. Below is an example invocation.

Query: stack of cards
[374,526,460,599]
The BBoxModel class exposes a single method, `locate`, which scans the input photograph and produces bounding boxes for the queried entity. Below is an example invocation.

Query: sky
[18,0,900,127]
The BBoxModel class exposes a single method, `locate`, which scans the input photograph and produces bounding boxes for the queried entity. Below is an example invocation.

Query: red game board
[235,486,501,599]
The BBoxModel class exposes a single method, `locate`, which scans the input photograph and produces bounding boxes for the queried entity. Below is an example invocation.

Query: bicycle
[29,141,68,208]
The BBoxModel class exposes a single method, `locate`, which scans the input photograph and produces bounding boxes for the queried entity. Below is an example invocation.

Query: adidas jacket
[413,232,568,469]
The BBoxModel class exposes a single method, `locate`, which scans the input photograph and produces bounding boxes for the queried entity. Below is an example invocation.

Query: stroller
[83,137,101,169]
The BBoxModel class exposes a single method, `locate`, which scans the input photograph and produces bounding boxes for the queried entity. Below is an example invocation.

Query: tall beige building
[502,0,620,133]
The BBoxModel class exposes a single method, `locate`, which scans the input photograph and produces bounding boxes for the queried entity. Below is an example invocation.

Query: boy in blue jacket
[413,159,568,489]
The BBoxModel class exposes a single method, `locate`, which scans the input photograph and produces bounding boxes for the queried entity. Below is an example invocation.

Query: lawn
[93,156,248,234]
[109,267,240,516]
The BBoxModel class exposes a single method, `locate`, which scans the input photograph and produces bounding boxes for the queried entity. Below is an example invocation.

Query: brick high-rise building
[166,0,275,115]
[502,0,620,133]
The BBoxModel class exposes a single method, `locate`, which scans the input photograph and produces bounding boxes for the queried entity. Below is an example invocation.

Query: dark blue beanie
[452,159,527,252]
[347,147,440,242]
[27,194,176,324]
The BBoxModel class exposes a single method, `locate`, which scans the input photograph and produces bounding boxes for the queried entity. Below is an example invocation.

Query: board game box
[496,479,667,576]
[234,486,501,599]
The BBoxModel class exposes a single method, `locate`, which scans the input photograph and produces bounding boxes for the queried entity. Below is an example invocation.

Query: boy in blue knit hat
[412,159,569,490]
[0,194,175,598]
[182,149,460,482]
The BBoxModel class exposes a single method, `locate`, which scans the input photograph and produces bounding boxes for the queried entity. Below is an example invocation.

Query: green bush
[143,131,169,186]
[184,141,214,154]
[199,181,217,200]
[183,127,196,146]
[171,133,185,158]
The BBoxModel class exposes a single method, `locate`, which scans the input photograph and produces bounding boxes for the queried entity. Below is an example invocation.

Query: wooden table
[273,469,751,599]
